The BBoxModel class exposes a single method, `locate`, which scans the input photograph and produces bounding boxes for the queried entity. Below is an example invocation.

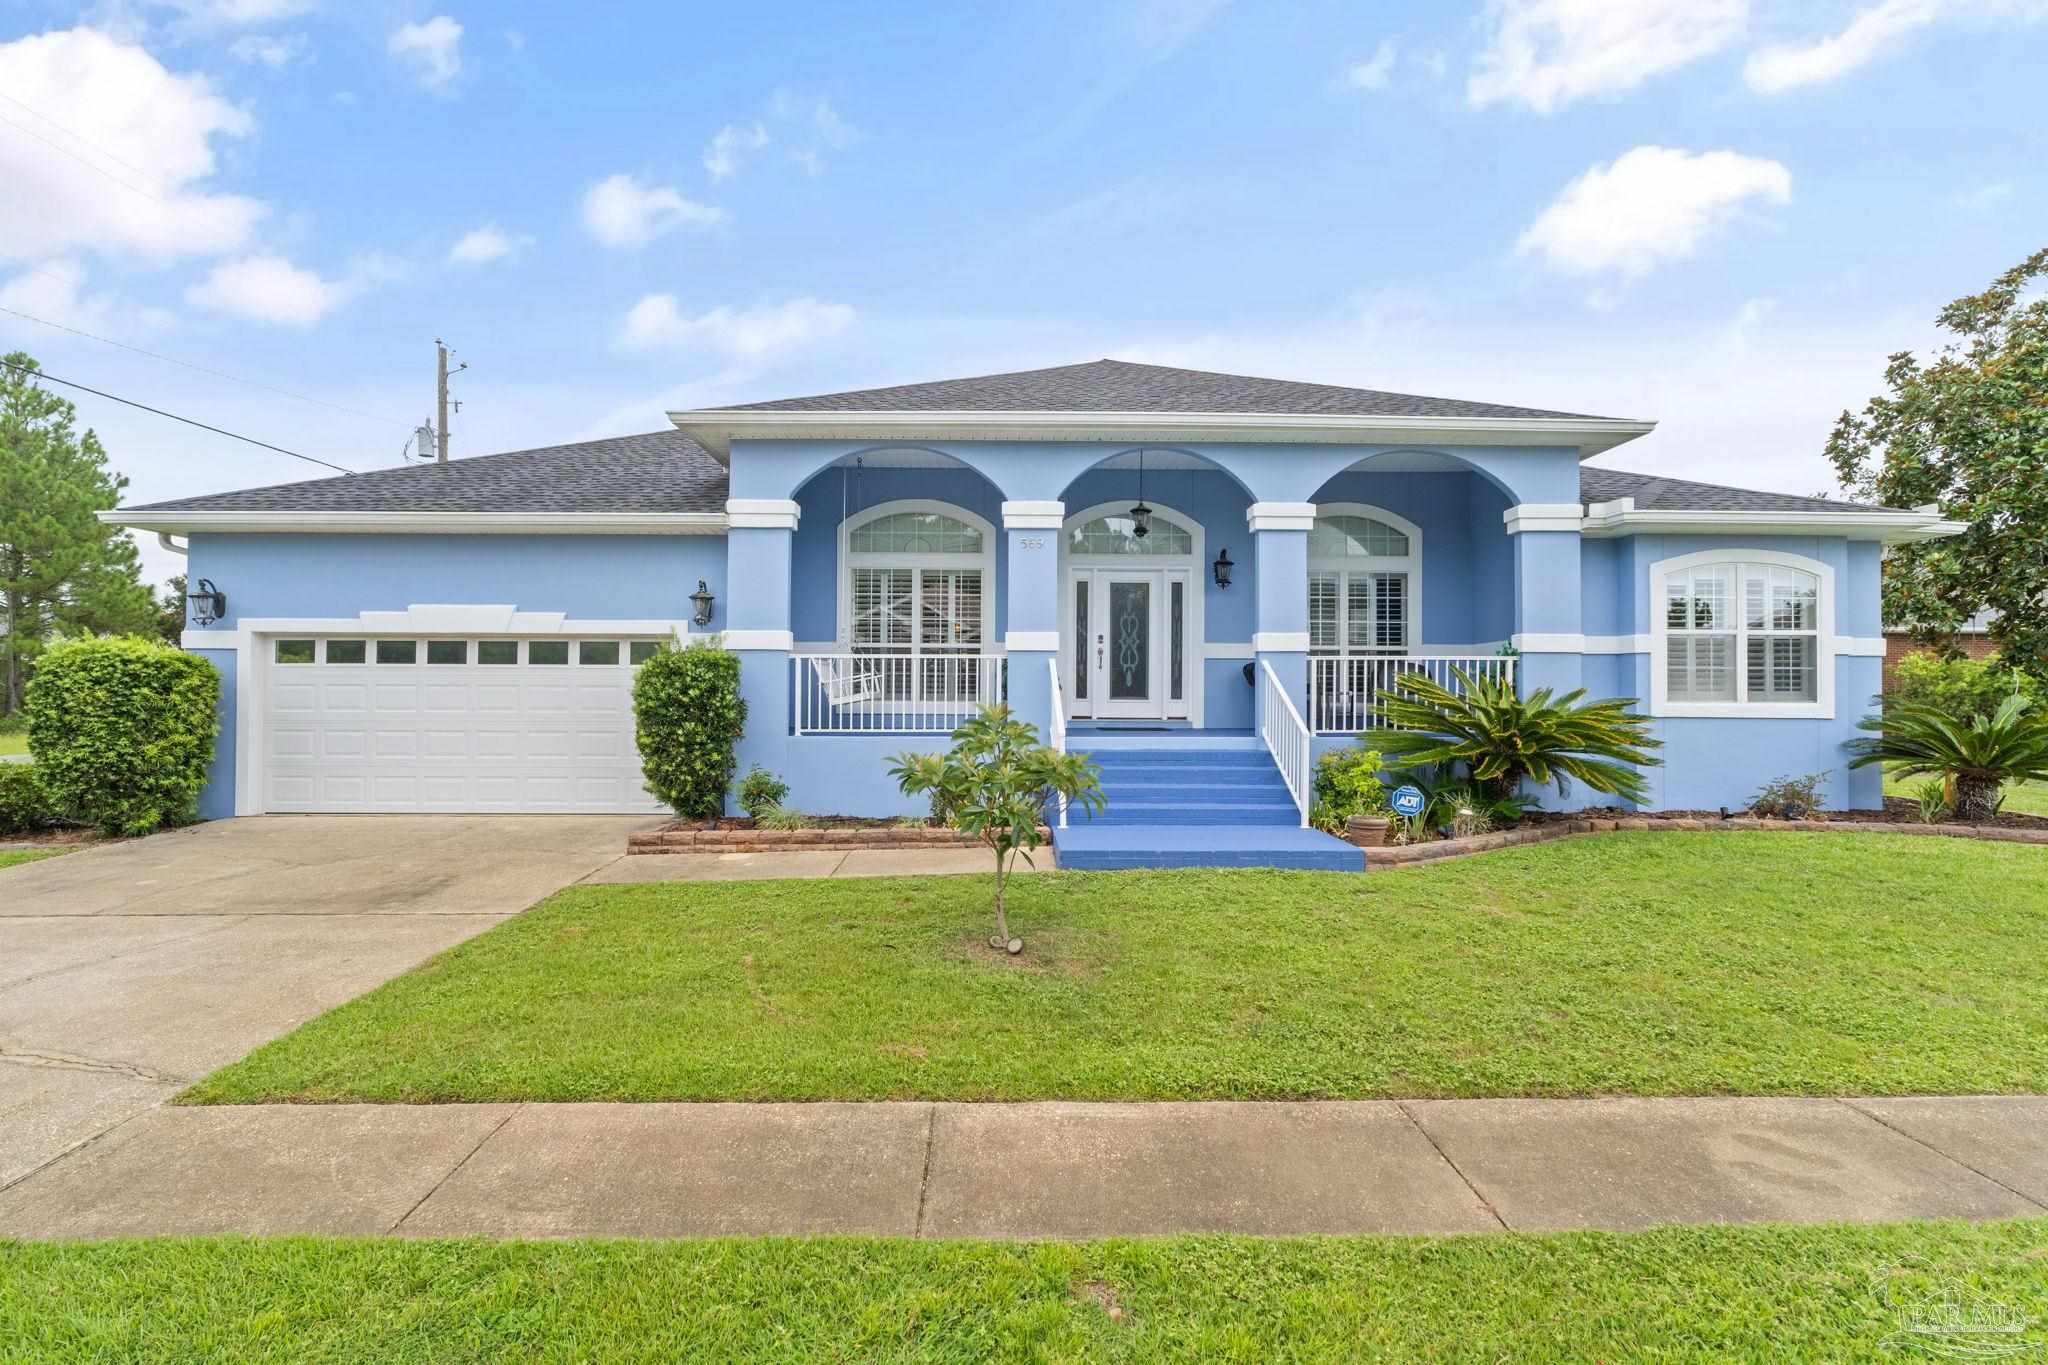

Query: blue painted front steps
[1051,736,1363,871]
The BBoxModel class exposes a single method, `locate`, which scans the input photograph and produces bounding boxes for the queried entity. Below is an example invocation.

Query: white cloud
[447,223,530,265]
[185,253,341,325]
[1469,0,1748,112]
[227,32,307,68]
[1127,0,1232,55]
[1954,180,2013,213]
[0,259,112,331]
[388,15,462,92]
[703,121,768,180]
[1516,145,1791,278]
[0,28,265,263]
[618,295,854,358]
[1343,39,1398,91]
[1744,0,1942,93]
[156,0,314,26]
[579,174,723,249]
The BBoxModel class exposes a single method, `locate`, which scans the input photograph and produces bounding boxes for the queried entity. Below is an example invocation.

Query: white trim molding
[725,498,801,531]
[720,629,795,651]
[1000,500,1065,530]
[1649,548,1839,720]
[1204,641,1255,660]
[1503,503,1585,535]
[1584,633,1652,654]
[1253,631,1312,653]
[1510,633,1588,654]
[1005,630,1059,652]
[1582,504,1964,544]
[1838,635,1887,656]
[671,409,1658,462]
[100,510,726,536]
[1246,501,1318,533]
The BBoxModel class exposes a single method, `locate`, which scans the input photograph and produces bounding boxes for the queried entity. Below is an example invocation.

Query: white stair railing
[1307,653,1517,734]
[1258,659,1311,827]
[1047,655,1068,829]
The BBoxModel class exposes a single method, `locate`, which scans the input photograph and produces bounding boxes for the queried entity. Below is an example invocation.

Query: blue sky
[1,0,2041,586]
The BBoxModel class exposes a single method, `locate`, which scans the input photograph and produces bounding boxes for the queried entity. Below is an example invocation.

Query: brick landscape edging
[627,825,1051,854]
[1359,814,2048,868]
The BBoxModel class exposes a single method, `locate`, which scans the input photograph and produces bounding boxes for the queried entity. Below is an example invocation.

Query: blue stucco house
[106,360,1960,869]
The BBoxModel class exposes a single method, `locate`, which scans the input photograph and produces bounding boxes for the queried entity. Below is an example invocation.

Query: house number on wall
[1020,537,1046,550]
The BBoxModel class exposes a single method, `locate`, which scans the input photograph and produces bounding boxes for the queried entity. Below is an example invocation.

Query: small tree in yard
[891,706,1102,955]
[1848,693,2048,823]
[633,641,745,820]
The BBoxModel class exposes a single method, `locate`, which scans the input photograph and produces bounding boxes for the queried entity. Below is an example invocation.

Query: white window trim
[835,498,998,657]
[1058,500,1208,725]
[1309,503,1423,656]
[181,607,695,817]
[1648,548,1838,719]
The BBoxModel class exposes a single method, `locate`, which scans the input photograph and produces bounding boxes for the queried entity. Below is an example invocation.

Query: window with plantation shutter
[1307,508,1419,659]
[842,503,994,676]
[1653,552,1833,717]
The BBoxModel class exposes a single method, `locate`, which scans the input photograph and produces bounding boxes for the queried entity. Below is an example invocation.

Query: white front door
[1069,569,1172,719]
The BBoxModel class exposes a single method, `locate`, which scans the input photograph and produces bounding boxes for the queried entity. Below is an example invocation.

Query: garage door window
[579,640,621,666]
[326,639,366,664]
[629,641,661,665]
[477,640,518,665]
[376,640,418,665]
[426,640,467,665]
[275,639,315,663]
[528,640,569,665]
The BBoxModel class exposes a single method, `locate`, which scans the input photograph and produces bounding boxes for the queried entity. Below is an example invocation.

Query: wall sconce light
[690,579,716,627]
[189,577,227,627]
[1212,547,1233,589]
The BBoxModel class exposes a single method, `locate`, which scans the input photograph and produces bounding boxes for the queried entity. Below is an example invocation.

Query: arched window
[1308,507,1421,656]
[841,500,994,660]
[1067,514,1195,556]
[1652,550,1835,716]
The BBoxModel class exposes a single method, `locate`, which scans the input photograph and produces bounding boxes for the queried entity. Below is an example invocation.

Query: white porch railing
[1307,654,1516,734]
[793,652,1006,734]
[1047,656,1068,828]
[1258,659,1311,827]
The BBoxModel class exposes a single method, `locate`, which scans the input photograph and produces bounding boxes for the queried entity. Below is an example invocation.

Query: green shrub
[737,766,789,820]
[1914,777,1951,824]
[0,763,54,834]
[1849,693,2048,823]
[1310,744,1390,834]
[1750,772,1830,819]
[1889,653,2036,721]
[25,636,220,837]
[755,804,813,831]
[632,642,746,819]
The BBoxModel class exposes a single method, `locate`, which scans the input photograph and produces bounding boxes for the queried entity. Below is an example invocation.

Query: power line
[0,107,162,204]
[0,358,356,476]
[0,89,155,182]
[0,303,408,427]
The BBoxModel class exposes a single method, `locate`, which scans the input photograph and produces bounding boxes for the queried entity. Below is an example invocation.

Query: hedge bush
[633,641,746,818]
[0,763,53,835]
[1890,652,2037,721]
[25,636,220,837]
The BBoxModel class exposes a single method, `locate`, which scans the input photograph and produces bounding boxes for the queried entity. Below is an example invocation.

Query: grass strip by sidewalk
[186,832,2048,1104]
[0,848,65,870]
[4,1221,2047,1362]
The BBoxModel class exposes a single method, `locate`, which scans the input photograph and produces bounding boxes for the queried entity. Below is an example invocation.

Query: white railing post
[1305,653,1518,734]
[1047,656,1068,829]
[790,652,1006,735]
[1258,659,1312,827]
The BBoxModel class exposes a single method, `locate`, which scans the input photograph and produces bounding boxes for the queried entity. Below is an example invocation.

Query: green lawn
[1883,767,2048,817]
[4,1222,2046,1362]
[187,832,2048,1104]
[0,733,27,756]
[0,848,64,870]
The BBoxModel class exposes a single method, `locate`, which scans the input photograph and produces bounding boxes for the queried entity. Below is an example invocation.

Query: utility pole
[434,339,467,462]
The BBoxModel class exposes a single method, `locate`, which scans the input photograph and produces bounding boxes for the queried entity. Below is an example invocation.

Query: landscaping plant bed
[628,817,1051,853]
[1353,810,2048,864]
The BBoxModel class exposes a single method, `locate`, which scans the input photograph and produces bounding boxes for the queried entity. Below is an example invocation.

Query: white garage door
[262,635,668,813]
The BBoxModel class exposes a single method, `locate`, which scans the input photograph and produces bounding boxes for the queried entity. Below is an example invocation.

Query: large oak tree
[1,352,157,713]
[1828,249,2048,677]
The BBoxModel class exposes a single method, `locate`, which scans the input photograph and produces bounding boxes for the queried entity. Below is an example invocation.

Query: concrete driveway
[0,815,653,1189]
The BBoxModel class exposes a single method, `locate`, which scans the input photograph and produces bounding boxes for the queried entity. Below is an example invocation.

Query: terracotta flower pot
[1347,815,1392,847]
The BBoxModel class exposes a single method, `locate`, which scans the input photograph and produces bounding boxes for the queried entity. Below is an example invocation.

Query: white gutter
[157,532,188,556]
[1580,497,1964,543]
[98,510,728,536]
[667,408,1659,464]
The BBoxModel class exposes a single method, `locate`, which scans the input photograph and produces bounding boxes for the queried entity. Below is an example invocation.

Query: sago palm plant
[1847,693,2048,823]
[1371,668,1662,806]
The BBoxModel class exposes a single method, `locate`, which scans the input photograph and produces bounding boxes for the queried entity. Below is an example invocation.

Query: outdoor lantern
[1213,547,1234,589]
[690,579,715,627]
[1129,448,1151,538]
[189,577,227,627]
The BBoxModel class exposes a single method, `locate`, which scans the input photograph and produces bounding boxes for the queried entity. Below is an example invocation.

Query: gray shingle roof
[712,358,1626,422]
[124,430,727,514]
[1579,466,1887,514]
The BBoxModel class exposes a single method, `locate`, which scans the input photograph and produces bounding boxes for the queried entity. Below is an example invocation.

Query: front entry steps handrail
[1257,659,1312,827]
[1048,655,1068,828]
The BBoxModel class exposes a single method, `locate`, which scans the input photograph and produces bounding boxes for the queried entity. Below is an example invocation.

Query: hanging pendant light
[1129,449,1152,540]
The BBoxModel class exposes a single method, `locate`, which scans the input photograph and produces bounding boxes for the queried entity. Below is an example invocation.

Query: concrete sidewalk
[585,847,1049,883]
[2,1095,2042,1241]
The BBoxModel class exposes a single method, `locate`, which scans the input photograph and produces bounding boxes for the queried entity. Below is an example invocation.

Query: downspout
[158,533,188,556]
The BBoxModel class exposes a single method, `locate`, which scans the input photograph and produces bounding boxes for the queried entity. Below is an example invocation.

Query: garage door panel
[263,641,661,814]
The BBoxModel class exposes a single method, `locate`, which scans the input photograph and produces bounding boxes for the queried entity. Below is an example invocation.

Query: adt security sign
[1390,785,1426,819]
